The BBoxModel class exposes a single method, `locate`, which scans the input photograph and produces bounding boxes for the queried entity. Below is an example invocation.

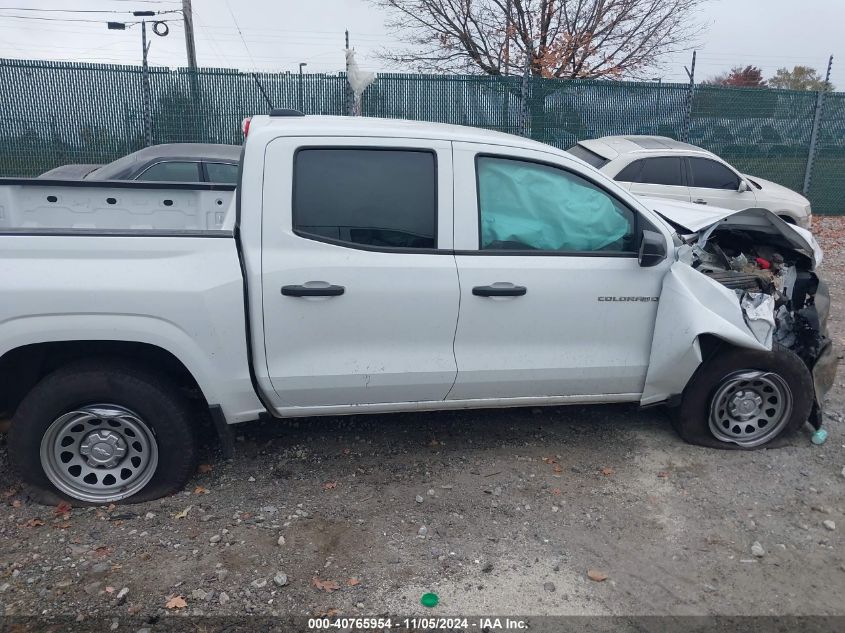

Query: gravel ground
[0,218,843,623]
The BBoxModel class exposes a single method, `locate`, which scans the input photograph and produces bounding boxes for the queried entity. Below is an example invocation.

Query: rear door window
[204,162,239,184]
[614,157,684,186]
[688,157,740,190]
[293,148,437,250]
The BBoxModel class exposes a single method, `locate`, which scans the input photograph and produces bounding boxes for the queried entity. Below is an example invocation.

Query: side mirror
[738,180,750,193]
[639,229,667,267]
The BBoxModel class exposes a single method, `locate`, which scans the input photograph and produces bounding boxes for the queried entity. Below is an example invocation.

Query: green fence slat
[0,58,842,214]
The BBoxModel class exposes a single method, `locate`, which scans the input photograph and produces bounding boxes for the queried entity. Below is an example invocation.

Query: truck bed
[0,227,263,423]
[0,178,236,233]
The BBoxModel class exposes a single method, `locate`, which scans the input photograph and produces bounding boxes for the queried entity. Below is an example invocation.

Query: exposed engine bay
[675,211,835,429]
[694,226,826,360]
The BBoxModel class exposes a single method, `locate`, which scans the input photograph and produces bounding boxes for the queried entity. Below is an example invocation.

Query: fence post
[520,58,530,137]
[682,51,696,142]
[803,54,833,197]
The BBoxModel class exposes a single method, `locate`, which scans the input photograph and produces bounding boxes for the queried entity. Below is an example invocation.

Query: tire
[9,359,198,506]
[673,344,813,450]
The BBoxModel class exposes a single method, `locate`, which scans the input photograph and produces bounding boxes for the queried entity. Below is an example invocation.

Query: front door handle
[472,284,527,297]
[281,284,345,297]
[693,198,708,205]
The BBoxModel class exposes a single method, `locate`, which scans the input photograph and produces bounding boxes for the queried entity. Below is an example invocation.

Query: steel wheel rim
[708,371,793,448]
[40,404,158,503]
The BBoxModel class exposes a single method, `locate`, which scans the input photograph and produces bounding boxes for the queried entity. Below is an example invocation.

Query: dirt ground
[0,218,844,624]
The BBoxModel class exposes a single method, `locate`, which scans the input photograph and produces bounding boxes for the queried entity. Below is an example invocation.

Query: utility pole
[140,18,153,147]
[803,54,834,196]
[182,0,198,69]
[109,10,168,147]
[182,0,199,107]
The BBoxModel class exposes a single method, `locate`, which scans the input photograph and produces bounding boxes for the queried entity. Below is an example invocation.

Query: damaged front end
[643,204,837,430]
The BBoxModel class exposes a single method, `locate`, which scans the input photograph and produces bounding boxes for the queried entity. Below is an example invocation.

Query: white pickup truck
[0,114,836,505]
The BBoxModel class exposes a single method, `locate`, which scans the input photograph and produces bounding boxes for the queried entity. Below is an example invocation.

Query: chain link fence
[1,58,843,214]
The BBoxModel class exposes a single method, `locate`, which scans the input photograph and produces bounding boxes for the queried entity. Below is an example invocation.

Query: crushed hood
[642,197,823,268]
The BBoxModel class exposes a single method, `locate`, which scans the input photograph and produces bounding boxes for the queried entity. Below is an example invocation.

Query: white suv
[567,136,812,229]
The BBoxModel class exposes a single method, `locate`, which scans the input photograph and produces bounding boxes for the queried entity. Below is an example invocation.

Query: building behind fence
[1,58,843,214]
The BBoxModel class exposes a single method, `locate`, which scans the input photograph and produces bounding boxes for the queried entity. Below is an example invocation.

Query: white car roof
[249,114,561,153]
[577,135,714,161]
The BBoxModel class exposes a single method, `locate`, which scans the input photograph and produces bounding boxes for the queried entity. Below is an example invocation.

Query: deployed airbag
[478,158,630,251]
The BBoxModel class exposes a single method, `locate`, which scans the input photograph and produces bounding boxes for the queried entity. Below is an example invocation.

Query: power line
[0,13,177,24]
[189,7,232,68]
[223,0,260,72]
[0,6,173,13]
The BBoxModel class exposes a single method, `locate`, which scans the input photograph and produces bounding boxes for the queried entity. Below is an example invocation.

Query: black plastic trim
[0,177,236,191]
[453,248,637,258]
[208,404,235,459]
[233,143,279,418]
[472,285,527,297]
[281,284,345,297]
[269,108,305,117]
[291,229,454,255]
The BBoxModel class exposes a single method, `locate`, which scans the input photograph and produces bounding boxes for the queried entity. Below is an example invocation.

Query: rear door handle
[693,199,708,205]
[281,284,345,297]
[472,284,527,297]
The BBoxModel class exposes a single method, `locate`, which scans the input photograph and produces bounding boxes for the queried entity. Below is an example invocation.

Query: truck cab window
[477,156,635,253]
[293,148,437,249]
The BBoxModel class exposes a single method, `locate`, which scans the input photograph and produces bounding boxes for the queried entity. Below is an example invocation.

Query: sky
[0,0,842,88]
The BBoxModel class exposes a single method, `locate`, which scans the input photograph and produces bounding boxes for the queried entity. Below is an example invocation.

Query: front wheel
[10,359,198,505]
[673,345,814,449]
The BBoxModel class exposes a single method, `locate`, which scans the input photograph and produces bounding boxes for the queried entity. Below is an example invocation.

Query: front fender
[641,262,767,406]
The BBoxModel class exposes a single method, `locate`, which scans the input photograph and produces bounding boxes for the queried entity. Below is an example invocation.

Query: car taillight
[242,117,252,137]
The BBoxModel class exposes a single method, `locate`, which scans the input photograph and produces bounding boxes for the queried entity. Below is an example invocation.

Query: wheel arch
[0,340,209,418]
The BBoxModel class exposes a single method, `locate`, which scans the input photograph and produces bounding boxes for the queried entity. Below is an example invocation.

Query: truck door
[258,137,459,409]
[448,142,673,401]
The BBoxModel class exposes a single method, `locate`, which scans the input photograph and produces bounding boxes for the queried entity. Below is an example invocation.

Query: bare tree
[371,0,705,79]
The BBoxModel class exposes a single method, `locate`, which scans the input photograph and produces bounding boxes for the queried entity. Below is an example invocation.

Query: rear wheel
[674,345,813,449]
[10,360,197,505]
